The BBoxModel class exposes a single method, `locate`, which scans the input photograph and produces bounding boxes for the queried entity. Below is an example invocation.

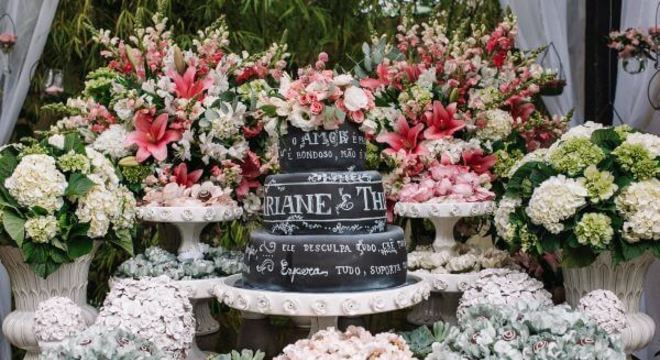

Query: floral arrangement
[0,134,136,276]
[457,268,553,315]
[260,53,376,132]
[95,275,195,359]
[40,326,164,360]
[608,26,660,73]
[408,244,511,274]
[495,122,659,267]
[427,303,626,360]
[354,14,567,207]
[274,326,414,360]
[115,244,243,280]
[578,290,628,335]
[33,297,87,344]
[48,14,288,218]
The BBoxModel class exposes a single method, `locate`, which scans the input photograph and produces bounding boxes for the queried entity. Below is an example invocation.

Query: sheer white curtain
[613,0,660,133]
[0,1,60,358]
[498,0,586,125]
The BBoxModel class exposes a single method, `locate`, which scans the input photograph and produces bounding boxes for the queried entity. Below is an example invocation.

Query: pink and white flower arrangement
[355,14,568,209]
[274,326,414,360]
[49,15,288,217]
[261,53,376,132]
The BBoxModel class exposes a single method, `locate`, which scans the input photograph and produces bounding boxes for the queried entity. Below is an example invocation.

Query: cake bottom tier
[243,226,407,292]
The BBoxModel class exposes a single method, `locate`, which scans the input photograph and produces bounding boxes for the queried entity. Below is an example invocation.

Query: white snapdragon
[526,175,587,234]
[5,154,67,213]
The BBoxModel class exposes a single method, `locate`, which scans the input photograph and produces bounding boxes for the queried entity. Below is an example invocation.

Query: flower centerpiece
[354,14,566,207]
[49,14,288,217]
[495,122,659,352]
[274,326,414,360]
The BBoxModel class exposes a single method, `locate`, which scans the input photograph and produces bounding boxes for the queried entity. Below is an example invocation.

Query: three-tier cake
[243,123,408,292]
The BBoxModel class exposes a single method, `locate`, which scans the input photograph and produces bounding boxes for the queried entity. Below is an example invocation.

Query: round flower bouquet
[496,122,659,267]
[0,133,136,276]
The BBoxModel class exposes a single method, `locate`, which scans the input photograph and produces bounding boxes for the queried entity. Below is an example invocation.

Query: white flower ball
[623,132,660,157]
[343,86,369,112]
[33,297,86,343]
[477,109,514,142]
[92,124,132,159]
[578,290,628,335]
[526,175,587,234]
[494,196,521,242]
[4,154,67,213]
[615,179,660,242]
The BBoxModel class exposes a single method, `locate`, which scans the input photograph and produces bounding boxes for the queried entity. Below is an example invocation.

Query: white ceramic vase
[0,244,99,360]
[563,251,655,355]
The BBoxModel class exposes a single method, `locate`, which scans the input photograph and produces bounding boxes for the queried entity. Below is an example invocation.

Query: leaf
[561,246,597,268]
[0,152,18,181]
[63,133,85,154]
[620,240,651,261]
[110,229,134,256]
[591,128,622,151]
[65,173,95,197]
[2,209,25,247]
[67,236,93,258]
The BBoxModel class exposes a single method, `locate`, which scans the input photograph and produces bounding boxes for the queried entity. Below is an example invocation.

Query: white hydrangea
[92,124,132,159]
[76,185,120,238]
[85,147,119,187]
[507,148,548,177]
[623,132,660,157]
[33,297,86,343]
[96,276,195,360]
[423,137,482,164]
[578,290,628,335]
[47,134,65,150]
[204,101,246,140]
[526,175,587,234]
[615,179,660,242]
[559,121,604,141]
[458,268,553,316]
[24,215,58,244]
[477,109,514,142]
[494,196,521,242]
[5,154,67,213]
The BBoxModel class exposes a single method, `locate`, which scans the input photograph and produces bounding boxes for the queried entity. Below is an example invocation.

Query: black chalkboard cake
[243,122,408,292]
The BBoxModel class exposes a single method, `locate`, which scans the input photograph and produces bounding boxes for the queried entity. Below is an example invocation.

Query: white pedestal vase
[137,205,241,359]
[0,244,99,360]
[395,201,494,325]
[563,252,655,355]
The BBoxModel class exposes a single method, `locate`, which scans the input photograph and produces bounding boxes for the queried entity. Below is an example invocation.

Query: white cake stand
[213,274,431,337]
[394,201,494,325]
[136,205,242,359]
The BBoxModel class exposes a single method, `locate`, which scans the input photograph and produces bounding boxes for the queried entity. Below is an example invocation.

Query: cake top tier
[278,122,366,173]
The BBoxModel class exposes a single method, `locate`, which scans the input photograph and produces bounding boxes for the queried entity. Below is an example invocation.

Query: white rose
[47,134,65,150]
[333,74,354,87]
[343,86,369,112]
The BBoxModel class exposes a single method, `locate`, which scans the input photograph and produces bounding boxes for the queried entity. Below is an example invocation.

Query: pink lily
[126,112,181,162]
[462,148,497,175]
[236,151,262,199]
[168,66,213,100]
[423,101,465,139]
[376,116,426,156]
[172,163,203,187]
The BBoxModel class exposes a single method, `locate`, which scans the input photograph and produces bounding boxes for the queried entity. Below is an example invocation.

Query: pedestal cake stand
[214,274,431,337]
[394,201,495,325]
[136,205,242,359]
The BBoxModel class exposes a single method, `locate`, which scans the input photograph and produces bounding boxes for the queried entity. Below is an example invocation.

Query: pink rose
[310,101,324,115]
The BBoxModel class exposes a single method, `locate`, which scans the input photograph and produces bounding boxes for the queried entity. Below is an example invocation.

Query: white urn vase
[563,251,655,354]
[0,244,99,360]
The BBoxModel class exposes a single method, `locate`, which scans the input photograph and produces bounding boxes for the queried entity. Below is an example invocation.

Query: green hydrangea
[24,215,58,244]
[238,79,269,101]
[493,149,523,178]
[612,143,659,180]
[57,151,90,173]
[582,165,618,203]
[548,138,605,176]
[575,213,614,250]
[20,143,47,157]
[519,224,538,253]
[83,67,119,101]
[121,165,153,184]
[614,124,633,140]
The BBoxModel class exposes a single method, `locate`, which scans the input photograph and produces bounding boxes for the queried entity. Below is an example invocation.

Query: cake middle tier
[243,225,408,292]
[263,171,387,235]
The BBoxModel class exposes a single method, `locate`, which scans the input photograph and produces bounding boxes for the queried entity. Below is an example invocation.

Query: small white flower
[332,74,354,86]
[47,134,65,150]
[343,86,369,112]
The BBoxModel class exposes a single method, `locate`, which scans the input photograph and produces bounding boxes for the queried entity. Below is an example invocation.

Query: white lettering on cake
[280,260,329,282]
[335,266,361,275]
[264,193,332,216]
[356,186,387,211]
[303,243,352,253]
[370,264,402,275]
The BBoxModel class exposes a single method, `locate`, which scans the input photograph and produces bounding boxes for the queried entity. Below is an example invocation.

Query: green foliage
[399,321,450,358]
